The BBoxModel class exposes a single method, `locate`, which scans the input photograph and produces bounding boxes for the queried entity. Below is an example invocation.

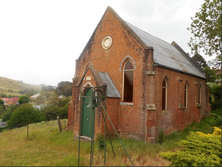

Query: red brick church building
[67,7,211,142]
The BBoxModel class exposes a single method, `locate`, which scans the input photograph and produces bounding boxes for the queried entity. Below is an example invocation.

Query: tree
[0,99,5,117]
[43,105,68,121]
[33,95,45,105]
[18,95,30,104]
[19,88,38,96]
[0,93,7,98]
[209,85,221,110]
[7,104,44,138]
[46,92,59,106]
[207,56,221,69]
[56,81,72,96]
[41,85,55,92]
[64,85,72,96]
[0,99,4,105]
[191,53,208,69]
[204,66,217,82]
[187,0,221,56]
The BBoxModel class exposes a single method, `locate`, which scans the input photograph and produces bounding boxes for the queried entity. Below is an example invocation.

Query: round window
[102,36,112,50]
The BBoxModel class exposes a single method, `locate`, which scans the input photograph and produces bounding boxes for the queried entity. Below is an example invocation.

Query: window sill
[196,103,201,108]
[120,102,134,106]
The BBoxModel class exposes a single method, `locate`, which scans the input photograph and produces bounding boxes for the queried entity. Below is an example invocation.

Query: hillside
[0,76,42,96]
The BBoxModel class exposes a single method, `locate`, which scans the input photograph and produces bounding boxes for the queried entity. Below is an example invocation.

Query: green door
[81,88,94,138]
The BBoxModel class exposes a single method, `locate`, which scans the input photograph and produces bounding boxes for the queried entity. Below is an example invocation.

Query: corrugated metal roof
[98,72,121,98]
[125,22,205,79]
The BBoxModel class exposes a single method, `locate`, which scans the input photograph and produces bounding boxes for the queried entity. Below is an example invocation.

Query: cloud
[120,0,184,21]
[118,0,205,55]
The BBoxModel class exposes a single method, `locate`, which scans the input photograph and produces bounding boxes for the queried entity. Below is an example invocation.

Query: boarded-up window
[123,60,134,102]
[162,78,167,110]
[184,82,188,108]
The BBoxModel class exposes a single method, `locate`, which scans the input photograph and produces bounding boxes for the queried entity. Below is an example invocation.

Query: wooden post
[27,124,29,138]
[57,116,62,132]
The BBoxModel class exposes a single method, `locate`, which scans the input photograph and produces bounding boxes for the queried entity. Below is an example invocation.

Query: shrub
[96,134,105,150]
[199,109,222,129]
[43,106,59,121]
[43,104,68,121]
[8,104,44,128]
[7,103,44,138]
[157,130,165,144]
[160,127,221,166]
[18,95,30,104]
[209,85,221,110]
[1,111,13,122]
[0,99,4,105]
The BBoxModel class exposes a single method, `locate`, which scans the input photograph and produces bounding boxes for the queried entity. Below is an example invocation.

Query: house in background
[59,95,66,99]
[7,97,19,105]
[30,94,40,100]
[67,7,211,143]
[0,97,19,105]
[0,98,10,105]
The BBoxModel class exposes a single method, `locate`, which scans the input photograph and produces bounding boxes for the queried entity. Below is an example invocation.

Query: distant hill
[0,76,42,97]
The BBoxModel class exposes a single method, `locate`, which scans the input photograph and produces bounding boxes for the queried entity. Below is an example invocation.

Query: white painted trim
[119,55,136,71]
[83,61,94,74]
[79,82,94,100]
[122,60,134,102]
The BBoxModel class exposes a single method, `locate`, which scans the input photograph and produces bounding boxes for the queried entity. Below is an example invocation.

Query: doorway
[81,88,94,138]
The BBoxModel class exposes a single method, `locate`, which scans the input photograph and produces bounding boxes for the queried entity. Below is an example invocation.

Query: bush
[18,95,30,104]
[209,85,221,110]
[1,111,13,122]
[43,104,68,121]
[199,109,222,128]
[96,134,105,150]
[8,104,44,128]
[42,106,58,121]
[157,130,165,144]
[0,99,4,105]
[160,127,221,166]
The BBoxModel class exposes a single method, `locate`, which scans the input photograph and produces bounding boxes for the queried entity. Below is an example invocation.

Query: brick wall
[152,67,210,141]
[67,8,211,142]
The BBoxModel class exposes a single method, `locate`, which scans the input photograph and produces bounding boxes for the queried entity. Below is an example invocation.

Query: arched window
[198,84,201,104]
[184,82,188,108]
[123,60,134,102]
[162,78,167,110]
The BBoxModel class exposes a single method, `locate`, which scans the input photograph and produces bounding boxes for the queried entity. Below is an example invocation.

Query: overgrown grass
[0,109,220,166]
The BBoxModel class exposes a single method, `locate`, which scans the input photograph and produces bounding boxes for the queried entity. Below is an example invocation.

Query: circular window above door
[102,36,112,50]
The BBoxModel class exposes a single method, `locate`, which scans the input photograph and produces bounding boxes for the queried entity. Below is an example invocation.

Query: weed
[157,130,165,144]
[96,134,105,150]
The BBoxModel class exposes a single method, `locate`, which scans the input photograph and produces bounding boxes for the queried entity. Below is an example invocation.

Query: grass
[0,110,220,166]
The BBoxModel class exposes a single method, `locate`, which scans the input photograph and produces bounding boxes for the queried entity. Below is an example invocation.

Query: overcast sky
[0,0,213,86]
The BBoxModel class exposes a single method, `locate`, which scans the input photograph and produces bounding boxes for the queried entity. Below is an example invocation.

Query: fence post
[57,116,62,132]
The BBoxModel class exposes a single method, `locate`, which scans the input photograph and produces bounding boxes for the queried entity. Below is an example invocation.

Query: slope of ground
[0,109,220,166]
[0,76,41,96]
